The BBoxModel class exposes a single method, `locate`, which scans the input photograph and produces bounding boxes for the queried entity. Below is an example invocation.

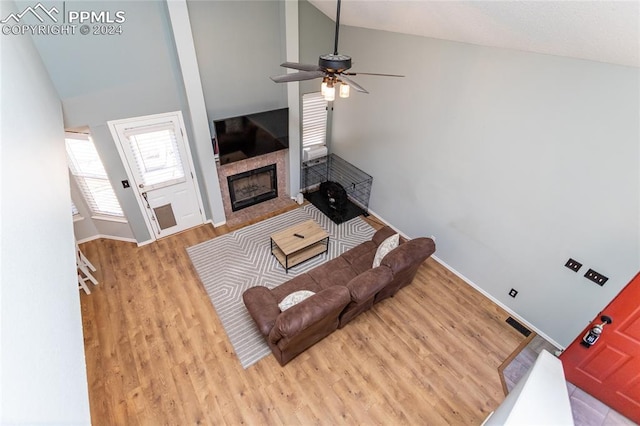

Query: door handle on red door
[581,315,613,348]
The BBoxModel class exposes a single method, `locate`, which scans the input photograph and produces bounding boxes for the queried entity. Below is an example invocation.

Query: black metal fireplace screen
[227,164,278,211]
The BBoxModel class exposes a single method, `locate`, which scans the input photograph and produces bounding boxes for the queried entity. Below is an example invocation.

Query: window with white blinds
[302,92,328,148]
[123,123,185,189]
[65,133,124,217]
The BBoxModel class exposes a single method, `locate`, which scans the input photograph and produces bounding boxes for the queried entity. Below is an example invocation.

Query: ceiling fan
[270,0,404,101]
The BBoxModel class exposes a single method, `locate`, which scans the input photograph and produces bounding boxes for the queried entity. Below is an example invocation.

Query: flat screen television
[213,107,288,165]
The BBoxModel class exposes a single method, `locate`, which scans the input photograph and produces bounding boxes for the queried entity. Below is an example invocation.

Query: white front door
[109,111,205,240]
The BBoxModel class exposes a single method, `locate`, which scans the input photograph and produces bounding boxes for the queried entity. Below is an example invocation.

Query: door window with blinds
[65,133,124,218]
[123,123,186,191]
[302,92,328,149]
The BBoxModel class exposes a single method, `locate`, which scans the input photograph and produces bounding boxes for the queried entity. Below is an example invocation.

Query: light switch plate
[565,258,582,272]
[584,269,608,286]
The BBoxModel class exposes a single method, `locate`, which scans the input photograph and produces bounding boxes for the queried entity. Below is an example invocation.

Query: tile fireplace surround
[216,149,295,227]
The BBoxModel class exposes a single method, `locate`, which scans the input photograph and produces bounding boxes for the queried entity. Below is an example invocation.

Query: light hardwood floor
[80,207,525,425]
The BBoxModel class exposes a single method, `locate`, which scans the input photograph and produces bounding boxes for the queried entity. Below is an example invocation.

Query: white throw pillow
[372,233,399,268]
[278,290,316,311]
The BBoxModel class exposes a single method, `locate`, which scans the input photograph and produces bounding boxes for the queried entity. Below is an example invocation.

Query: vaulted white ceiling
[308,0,640,68]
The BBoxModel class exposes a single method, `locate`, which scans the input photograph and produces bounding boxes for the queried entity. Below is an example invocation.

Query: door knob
[581,315,613,348]
[139,183,144,188]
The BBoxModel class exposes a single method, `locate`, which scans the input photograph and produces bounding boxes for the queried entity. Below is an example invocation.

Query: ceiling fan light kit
[339,83,350,98]
[324,82,336,101]
[270,0,403,101]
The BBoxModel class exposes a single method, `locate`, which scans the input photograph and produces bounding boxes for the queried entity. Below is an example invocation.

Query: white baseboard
[76,234,138,245]
[82,221,219,247]
[365,208,564,350]
[213,220,227,227]
[136,238,155,247]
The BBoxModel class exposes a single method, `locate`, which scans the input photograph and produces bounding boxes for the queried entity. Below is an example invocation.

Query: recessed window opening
[65,132,124,218]
[302,92,328,151]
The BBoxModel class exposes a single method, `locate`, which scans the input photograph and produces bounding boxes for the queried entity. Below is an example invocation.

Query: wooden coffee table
[270,219,330,273]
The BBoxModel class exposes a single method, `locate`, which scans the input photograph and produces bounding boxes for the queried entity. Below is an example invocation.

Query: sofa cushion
[307,255,358,290]
[270,273,322,302]
[278,290,315,311]
[340,241,377,274]
[380,237,436,275]
[373,233,399,268]
[268,286,351,344]
[346,266,394,303]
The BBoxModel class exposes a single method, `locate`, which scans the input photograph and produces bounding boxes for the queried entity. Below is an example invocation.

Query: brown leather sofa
[242,226,436,365]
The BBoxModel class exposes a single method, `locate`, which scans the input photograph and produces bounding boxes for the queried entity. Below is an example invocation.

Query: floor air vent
[506,317,531,337]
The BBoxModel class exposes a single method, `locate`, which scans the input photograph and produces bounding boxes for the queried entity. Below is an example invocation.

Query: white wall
[0,1,91,423]
[329,26,639,347]
[186,0,288,121]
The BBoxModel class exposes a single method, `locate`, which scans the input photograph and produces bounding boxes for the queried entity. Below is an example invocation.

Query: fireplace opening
[227,164,278,211]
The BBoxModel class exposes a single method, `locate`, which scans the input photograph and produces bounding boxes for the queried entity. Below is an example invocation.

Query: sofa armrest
[381,237,436,274]
[346,266,393,303]
[268,286,350,344]
[243,286,280,336]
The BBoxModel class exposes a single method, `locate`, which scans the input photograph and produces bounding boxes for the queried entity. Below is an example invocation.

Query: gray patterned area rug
[186,204,375,369]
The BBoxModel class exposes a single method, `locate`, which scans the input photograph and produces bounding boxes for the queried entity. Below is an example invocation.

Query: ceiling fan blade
[270,70,325,83]
[343,72,405,78]
[339,75,368,94]
[280,62,321,72]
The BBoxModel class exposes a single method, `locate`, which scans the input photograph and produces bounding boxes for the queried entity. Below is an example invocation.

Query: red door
[560,272,640,423]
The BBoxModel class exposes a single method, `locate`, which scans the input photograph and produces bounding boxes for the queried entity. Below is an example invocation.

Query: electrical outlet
[584,269,609,286]
[565,258,582,272]
[509,288,518,298]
